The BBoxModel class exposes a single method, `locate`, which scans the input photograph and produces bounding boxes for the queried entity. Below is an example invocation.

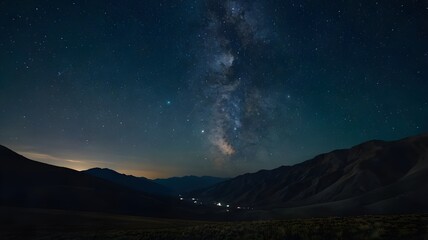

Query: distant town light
[179,197,183,200]
[216,202,222,207]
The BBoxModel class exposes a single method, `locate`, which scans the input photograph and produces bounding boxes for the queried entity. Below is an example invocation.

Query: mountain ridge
[0,145,184,217]
[193,133,428,216]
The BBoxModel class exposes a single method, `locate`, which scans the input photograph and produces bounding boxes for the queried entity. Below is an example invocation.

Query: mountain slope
[194,133,428,215]
[154,176,228,194]
[83,168,173,196]
[0,145,180,217]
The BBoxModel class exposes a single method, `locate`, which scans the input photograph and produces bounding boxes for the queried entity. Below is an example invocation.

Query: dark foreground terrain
[1,207,427,240]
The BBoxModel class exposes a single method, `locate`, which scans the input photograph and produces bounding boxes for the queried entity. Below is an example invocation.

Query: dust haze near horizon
[1,0,427,178]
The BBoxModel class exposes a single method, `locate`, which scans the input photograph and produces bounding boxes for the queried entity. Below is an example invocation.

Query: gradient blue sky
[0,0,427,178]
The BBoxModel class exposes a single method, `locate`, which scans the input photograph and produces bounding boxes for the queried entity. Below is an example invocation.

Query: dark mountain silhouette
[0,145,186,217]
[83,168,173,196]
[154,176,228,194]
[194,133,428,216]
[2,132,428,220]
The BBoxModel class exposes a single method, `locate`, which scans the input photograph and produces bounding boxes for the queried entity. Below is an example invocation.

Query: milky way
[193,0,277,163]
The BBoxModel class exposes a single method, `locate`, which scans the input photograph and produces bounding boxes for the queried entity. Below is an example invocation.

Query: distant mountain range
[1,132,428,219]
[154,176,228,194]
[193,133,428,217]
[82,168,174,196]
[81,168,227,195]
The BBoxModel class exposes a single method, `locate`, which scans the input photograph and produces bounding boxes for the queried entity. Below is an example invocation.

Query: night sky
[0,0,427,178]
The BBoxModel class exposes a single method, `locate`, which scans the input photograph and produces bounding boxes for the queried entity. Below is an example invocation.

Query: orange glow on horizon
[17,151,169,179]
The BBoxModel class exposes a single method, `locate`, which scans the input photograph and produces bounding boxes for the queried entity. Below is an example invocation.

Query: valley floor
[1,207,428,240]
